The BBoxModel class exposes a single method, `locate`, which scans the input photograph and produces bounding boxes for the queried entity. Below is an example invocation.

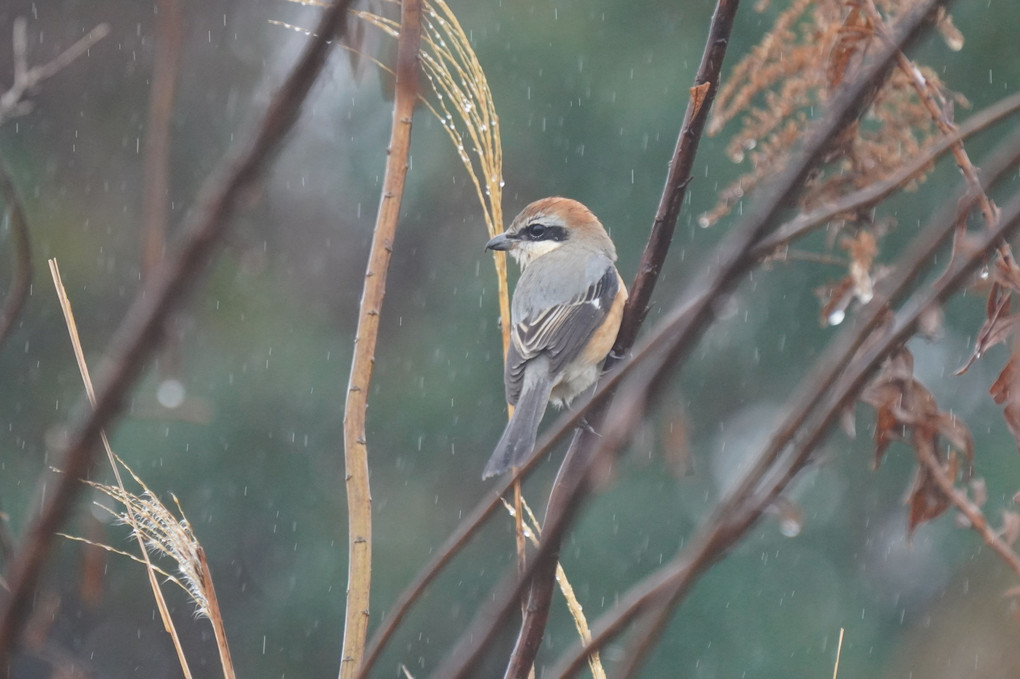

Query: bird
[482,197,627,479]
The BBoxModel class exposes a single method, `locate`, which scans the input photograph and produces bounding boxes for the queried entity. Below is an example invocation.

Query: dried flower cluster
[705,1,964,231]
[704,1,968,329]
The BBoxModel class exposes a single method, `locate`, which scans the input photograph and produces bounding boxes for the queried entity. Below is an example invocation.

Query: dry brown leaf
[906,448,956,534]
[689,82,712,121]
[827,6,871,90]
[862,349,976,533]
[989,349,1020,453]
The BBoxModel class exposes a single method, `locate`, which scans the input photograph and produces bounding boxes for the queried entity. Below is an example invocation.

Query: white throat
[511,240,564,269]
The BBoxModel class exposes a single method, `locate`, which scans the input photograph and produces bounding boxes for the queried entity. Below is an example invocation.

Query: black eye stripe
[520,223,568,242]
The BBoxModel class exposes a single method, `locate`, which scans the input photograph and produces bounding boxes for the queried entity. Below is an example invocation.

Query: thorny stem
[0,0,355,666]
[339,0,421,677]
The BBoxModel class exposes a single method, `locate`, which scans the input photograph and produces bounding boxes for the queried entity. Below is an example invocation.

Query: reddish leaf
[906,449,955,534]
[827,6,871,88]
[989,353,1016,406]
[995,249,1020,293]
[956,284,1017,375]
[989,349,1020,454]
[861,348,976,533]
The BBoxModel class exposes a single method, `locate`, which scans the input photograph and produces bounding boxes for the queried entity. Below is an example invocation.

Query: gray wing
[505,266,619,405]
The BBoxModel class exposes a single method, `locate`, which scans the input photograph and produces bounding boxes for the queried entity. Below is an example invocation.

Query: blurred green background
[2,0,1020,677]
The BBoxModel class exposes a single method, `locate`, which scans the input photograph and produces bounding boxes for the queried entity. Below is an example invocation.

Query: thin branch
[0,19,110,126]
[141,0,184,278]
[339,0,421,676]
[863,0,998,229]
[0,17,112,350]
[0,0,355,664]
[614,0,740,354]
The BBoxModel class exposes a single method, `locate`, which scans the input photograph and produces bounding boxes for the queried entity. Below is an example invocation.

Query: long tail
[482,376,553,479]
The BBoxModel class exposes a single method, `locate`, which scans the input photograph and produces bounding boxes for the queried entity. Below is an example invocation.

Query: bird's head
[485,197,616,269]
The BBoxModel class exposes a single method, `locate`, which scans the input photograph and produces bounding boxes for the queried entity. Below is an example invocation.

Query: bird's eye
[525,223,546,239]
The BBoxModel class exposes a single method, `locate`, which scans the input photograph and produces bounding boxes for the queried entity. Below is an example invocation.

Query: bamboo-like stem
[0,0,354,664]
[338,1,421,677]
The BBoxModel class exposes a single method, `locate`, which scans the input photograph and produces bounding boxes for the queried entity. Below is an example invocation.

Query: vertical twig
[0,0,354,665]
[338,0,421,677]
[141,0,183,277]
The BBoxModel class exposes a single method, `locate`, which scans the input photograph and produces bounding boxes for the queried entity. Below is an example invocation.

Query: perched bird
[482,197,627,479]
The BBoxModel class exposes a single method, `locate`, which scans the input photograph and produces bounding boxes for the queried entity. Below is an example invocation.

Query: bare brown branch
[0,19,110,126]
[141,0,184,278]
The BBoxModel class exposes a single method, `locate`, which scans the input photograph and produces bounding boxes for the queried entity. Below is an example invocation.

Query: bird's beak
[485,233,512,251]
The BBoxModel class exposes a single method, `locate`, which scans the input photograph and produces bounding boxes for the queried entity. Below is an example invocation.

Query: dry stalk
[73,474,236,679]
[832,628,845,679]
[291,0,510,352]
[339,0,421,677]
[501,497,607,679]
[48,262,194,678]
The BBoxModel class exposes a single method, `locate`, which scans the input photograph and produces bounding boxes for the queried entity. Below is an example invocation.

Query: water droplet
[827,309,845,326]
[157,379,186,409]
[779,516,802,537]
